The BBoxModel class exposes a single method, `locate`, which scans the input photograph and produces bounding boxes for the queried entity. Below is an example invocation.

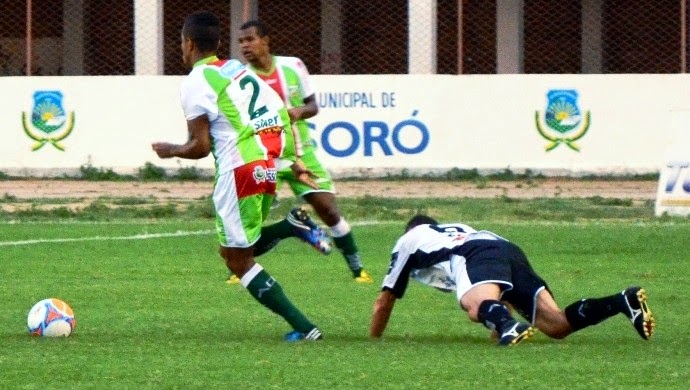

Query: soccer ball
[27,298,76,337]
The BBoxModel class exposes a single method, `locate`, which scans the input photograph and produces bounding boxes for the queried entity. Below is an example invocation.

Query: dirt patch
[0,179,657,202]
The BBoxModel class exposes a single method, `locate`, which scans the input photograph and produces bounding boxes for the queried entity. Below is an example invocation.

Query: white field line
[0,230,215,247]
[1,219,674,247]
[0,221,399,247]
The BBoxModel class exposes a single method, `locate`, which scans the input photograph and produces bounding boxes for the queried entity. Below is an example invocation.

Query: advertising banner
[655,110,690,216]
[0,74,687,176]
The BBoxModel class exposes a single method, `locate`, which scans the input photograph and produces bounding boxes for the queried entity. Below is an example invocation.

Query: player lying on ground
[369,215,656,346]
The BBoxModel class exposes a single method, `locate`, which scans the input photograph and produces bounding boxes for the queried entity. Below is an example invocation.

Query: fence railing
[1,0,687,76]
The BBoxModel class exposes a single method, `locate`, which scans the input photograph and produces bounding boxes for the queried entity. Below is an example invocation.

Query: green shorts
[214,160,276,248]
[277,150,335,197]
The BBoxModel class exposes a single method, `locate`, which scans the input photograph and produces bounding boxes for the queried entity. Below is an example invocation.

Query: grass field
[1,196,688,389]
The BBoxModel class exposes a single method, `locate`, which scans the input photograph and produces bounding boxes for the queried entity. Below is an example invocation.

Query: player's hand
[290,159,318,189]
[151,142,176,158]
[287,107,304,123]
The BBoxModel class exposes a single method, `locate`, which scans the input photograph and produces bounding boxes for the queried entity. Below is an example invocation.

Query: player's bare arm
[287,94,319,122]
[152,115,211,159]
[370,290,397,338]
[291,159,319,190]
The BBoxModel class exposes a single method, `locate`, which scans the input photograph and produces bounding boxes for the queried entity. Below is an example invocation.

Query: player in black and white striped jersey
[369,215,656,346]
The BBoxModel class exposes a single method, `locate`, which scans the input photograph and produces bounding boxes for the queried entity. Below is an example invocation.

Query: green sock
[253,220,294,257]
[244,265,315,333]
[333,233,364,276]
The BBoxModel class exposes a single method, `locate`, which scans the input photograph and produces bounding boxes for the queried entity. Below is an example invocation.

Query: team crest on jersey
[21,91,75,151]
[288,85,300,100]
[535,89,590,152]
[252,166,277,184]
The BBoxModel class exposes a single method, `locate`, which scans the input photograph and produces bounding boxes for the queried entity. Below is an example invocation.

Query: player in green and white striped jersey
[152,11,322,342]
[238,20,372,283]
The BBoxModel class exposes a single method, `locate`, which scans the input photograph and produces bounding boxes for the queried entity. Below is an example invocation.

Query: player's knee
[306,194,340,224]
[218,246,254,276]
[314,204,340,226]
[465,308,481,322]
[461,301,482,322]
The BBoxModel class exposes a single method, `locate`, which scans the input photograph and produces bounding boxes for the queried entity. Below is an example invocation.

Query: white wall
[1,74,687,177]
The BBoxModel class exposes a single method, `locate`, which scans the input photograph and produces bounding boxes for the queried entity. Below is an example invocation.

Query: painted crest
[22,91,75,151]
[253,165,267,183]
[535,90,590,151]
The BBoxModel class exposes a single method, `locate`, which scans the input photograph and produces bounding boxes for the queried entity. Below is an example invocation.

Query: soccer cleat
[622,287,656,340]
[226,274,241,285]
[286,207,333,255]
[354,269,374,283]
[498,321,534,346]
[284,327,323,342]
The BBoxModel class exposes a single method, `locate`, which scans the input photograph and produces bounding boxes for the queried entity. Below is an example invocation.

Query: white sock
[329,218,351,238]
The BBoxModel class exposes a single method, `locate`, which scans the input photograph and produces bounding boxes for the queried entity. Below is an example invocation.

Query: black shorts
[464,240,550,323]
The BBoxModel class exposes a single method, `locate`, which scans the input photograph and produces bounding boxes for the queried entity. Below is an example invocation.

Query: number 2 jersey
[249,55,315,157]
[180,55,297,175]
[382,223,508,298]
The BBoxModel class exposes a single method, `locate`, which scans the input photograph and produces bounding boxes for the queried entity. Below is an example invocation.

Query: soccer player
[370,215,656,346]
[152,11,323,341]
[235,20,373,283]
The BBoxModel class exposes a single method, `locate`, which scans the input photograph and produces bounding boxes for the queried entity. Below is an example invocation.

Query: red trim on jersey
[258,132,283,160]
[233,69,247,80]
[210,59,228,67]
[257,70,286,101]
[233,160,277,198]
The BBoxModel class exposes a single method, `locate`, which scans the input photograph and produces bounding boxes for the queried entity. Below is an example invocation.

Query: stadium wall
[0,74,687,177]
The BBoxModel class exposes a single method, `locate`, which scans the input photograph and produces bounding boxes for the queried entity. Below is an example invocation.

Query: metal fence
[1,0,687,76]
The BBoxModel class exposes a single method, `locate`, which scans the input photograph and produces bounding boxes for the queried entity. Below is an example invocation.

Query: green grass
[1,204,688,388]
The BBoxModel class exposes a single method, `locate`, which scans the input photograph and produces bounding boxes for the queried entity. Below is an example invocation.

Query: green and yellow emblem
[535,90,590,152]
[22,91,75,151]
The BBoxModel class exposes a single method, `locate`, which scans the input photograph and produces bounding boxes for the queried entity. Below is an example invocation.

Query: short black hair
[240,20,270,37]
[182,11,220,53]
[405,214,438,232]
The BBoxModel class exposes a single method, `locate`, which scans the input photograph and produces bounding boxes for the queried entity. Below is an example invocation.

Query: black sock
[478,300,515,333]
[564,294,624,332]
[253,220,294,257]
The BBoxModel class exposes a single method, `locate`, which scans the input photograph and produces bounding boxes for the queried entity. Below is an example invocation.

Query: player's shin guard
[477,300,514,333]
[564,294,622,332]
[241,264,316,333]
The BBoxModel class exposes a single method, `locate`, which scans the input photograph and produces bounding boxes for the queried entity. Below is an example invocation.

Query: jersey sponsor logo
[253,115,281,132]
[21,90,75,151]
[252,165,277,184]
[219,59,246,79]
[535,89,590,152]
